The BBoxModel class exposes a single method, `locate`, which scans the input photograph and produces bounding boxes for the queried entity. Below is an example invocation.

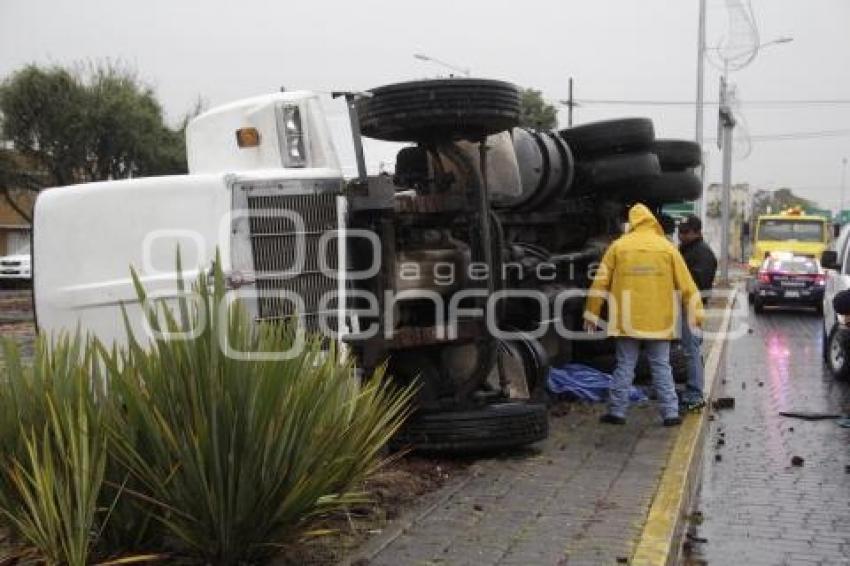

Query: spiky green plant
[0,336,108,566]
[103,257,414,564]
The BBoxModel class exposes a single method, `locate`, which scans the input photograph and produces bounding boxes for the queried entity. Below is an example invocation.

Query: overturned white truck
[34,79,702,452]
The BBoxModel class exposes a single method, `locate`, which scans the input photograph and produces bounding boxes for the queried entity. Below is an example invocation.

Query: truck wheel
[558,118,655,160]
[622,171,702,204]
[357,78,521,142]
[391,402,549,453]
[753,297,765,314]
[574,152,660,190]
[652,139,702,171]
[826,325,850,380]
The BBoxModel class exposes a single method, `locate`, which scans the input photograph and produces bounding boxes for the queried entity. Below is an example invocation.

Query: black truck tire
[357,79,521,142]
[620,171,702,204]
[575,152,661,190]
[558,118,655,160]
[391,402,549,453]
[652,139,702,171]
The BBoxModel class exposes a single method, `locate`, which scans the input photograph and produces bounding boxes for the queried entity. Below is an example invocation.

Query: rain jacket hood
[628,204,663,236]
[584,204,704,339]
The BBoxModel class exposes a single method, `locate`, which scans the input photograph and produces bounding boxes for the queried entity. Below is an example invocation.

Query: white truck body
[34,91,347,348]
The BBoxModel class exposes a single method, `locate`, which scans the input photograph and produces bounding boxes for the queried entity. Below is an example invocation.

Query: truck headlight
[280,104,306,168]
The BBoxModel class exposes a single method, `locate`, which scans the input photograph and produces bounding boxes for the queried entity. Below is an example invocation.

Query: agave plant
[0,336,109,566]
[103,256,414,564]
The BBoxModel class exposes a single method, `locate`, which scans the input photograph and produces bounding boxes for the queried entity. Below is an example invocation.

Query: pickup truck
[33,78,702,451]
[0,252,31,287]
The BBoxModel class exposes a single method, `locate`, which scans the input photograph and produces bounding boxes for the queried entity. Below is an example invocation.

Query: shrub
[0,337,108,566]
[0,259,414,564]
[102,261,414,564]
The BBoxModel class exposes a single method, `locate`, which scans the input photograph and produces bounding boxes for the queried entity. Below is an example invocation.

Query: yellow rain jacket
[584,204,705,339]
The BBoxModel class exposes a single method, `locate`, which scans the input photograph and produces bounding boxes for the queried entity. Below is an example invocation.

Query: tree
[0,63,192,222]
[518,88,558,130]
[751,187,816,217]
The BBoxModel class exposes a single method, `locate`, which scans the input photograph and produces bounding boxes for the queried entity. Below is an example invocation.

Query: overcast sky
[2,0,849,210]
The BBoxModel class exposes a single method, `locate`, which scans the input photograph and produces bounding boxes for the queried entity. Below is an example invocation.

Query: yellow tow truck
[746,207,832,298]
[747,207,832,271]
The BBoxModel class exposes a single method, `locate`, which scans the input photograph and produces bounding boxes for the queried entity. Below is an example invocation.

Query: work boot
[663,416,683,427]
[679,398,707,414]
[599,414,626,425]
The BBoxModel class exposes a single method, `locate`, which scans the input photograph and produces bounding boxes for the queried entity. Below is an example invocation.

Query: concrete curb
[631,293,737,566]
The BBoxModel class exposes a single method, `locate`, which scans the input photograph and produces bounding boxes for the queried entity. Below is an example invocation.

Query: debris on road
[791,456,805,467]
[712,397,736,410]
[687,533,709,544]
[779,411,843,420]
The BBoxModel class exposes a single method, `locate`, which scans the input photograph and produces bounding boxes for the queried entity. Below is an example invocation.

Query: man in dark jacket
[677,215,718,411]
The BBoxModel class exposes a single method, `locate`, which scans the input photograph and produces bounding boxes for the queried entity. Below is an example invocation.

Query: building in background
[0,191,33,256]
[702,182,751,262]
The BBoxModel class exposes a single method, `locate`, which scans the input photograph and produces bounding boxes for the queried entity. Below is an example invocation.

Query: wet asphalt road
[690,295,850,565]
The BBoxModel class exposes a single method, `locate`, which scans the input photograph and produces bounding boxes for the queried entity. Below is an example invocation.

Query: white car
[0,253,31,286]
[821,226,850,378]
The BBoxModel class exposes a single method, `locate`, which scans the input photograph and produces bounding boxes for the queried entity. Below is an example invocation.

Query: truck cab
[34,91,347,347]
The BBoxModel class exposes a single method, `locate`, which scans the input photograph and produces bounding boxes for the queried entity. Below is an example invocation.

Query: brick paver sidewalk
[354,402,681,566]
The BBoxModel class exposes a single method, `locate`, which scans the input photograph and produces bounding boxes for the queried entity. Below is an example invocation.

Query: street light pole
[719,63,735,285]
[842,157,848,217]
[712,35,793,284]
[695,0,707,224]
[413,53,471,77]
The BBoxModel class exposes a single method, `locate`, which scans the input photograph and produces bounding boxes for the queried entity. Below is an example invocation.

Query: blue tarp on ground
[547,363,648,403]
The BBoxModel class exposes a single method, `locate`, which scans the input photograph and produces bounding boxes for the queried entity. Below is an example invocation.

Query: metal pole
[695,0,707,224]
[720,124,733,283]
[719,62,733,284]
[841,157,848,216]
[568,77,574,127]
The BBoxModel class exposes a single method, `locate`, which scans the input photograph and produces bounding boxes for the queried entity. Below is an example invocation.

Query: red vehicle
[751,254,825,314]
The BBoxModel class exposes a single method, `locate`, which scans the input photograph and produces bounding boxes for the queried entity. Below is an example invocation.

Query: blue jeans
[680,317,704,403]
[610,338,679,419]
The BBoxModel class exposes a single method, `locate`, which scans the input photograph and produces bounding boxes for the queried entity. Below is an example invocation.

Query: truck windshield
[758,219,824,242]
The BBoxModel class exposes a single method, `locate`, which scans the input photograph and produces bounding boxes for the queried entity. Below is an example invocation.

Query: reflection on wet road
[691,298,850,565]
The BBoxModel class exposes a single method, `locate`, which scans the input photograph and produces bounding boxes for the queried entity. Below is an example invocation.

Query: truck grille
[247,192,340,332]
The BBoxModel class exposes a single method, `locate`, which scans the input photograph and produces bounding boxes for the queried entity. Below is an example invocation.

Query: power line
[706,128,850,143]
[573,98,850,107]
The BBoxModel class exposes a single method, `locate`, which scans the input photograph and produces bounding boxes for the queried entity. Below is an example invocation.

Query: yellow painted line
[631,294,736,566]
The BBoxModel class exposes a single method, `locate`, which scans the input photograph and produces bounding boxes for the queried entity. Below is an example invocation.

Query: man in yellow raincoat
[584,204,704,426]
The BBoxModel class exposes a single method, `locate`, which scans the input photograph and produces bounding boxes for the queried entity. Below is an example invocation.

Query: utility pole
[695,0,707,224]
[841,157,848,217]
[718,68,735,285]
[559,77,578,127]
